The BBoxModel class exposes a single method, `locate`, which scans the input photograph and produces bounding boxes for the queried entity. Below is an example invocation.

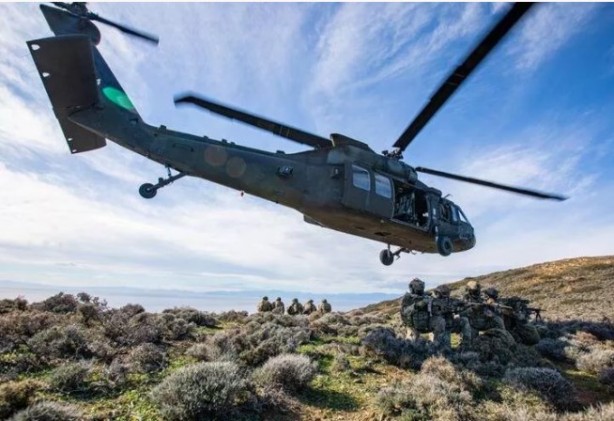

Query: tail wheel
[139,183,157,199]
[379,249,394,266]
[437,236,453,256]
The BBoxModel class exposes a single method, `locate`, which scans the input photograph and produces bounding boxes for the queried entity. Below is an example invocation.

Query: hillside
[0,257,613,420]
[358,255,614,321]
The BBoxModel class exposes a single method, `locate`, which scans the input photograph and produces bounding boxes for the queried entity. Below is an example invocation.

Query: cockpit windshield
[456,206,470,224]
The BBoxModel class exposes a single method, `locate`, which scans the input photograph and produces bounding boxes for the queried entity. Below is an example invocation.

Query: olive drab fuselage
[30,4,476,261]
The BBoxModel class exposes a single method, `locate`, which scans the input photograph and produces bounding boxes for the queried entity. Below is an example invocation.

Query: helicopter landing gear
[436,236,453,256]
[139,166,186,199]
[379,246,409,266]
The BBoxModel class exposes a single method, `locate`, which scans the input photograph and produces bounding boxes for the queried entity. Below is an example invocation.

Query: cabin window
[374,173,392,198]
[352,165,370,191]
[457,206,470,223]
[451,205,459,223]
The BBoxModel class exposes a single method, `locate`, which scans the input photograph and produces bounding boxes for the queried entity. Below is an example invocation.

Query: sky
[0,2,613,297]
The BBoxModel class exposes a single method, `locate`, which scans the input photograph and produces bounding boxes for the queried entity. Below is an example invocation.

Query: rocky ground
[0,256,613,420]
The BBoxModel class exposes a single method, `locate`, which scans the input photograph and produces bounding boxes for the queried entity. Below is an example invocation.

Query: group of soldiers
[401,278,541,349]
[257,296,332,315]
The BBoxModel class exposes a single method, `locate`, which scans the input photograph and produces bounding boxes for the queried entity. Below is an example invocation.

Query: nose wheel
[139,166,186,199]
[379,246,410,266]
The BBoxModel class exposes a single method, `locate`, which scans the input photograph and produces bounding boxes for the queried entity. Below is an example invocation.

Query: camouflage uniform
[400,278,446,347]
[461,282,506,342]
[257,296,273,312]
[498,294,541,345]
[318,299,332,314]
[272,297,285,314]
[287,298,304,316]
[433,284,472,348]
[303,299,317,315]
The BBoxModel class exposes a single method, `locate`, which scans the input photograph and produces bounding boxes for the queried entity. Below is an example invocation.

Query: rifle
[527,307,543,321]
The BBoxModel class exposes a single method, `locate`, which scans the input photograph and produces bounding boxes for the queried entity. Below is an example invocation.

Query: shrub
[9,401,84,421]
[331,353,350,373]
[362,327,436,369]
[472,328,516,364]
[27,324,93,360]
[49,362,89,393]
[0,380,42,419]
[216,310,248,324]
[163,307,217,327]
[536,338,568,362]
[598,367,614,387]
[32,293,79,314]
[119,303,145,318]
[156,313,195,341]
[503,367,575,409]
[186,343,215,361]
[127,343,166,373]
[576,348,614,374]
[253,354,317,393]
[150,361,249,420]
[0,311,61,352]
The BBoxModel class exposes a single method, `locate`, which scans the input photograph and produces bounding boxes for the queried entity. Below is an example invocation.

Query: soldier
[318,299,332,314]
[272,297,285,314]
[303,299,317,315]
[400,278,446,347]
[432,284,472,348]
[287,298,303,316]
[257,296,273,312]
[461,283,506,343]
[498,294,541,345]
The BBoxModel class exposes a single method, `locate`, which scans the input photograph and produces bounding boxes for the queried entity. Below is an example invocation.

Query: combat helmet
[262,296,269,301]
[435,284,451,297]
[276,297,282,301]
[292,298,298,303]
[484,287,499,300]
[466,280,481,292]
[409,278,425,294]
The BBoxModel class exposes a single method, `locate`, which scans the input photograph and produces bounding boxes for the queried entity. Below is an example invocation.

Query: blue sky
[0,3,613,295]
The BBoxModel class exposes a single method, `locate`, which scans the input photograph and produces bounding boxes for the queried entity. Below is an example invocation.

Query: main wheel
[436,236,453,256]
[379,249,394,266]
[139,183,157,199]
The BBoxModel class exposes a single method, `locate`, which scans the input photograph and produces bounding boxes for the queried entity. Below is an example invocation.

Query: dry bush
[185,343,216,362]
[215,310,248,324]
[535,338,568,362]
[162,307,217,327]
[0,380,43,419]
[48,362,90,393]
[156,313,195,341]
[331,353,350,373]
[31,293,79,314]
[576,348,614,374]
[8,401,84,421]
[150,361,249,420]
[472,328,516,364]
[598,367,614,386]
[0,311,61,352]
[562,402,614,421]
[27,324,95,360]
[376,356,483,419]
[362,327,436,369]
[0,298,27,314]
[253,354,317,393]
[503,367,575,410]
[208,315,312,367]
[127,343,166,373]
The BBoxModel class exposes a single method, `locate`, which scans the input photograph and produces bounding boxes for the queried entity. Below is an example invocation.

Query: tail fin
[28,5,141,154]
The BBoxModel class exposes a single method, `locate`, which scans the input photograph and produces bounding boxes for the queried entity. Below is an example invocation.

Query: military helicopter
[28,2,566,266]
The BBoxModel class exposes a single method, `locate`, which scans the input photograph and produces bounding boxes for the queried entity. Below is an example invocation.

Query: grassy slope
[357,255,614,321]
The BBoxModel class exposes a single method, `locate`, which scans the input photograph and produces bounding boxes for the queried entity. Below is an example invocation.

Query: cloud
[509,3,600,70]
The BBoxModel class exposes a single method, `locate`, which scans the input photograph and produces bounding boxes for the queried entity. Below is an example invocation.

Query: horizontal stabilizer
[27,35,106,153]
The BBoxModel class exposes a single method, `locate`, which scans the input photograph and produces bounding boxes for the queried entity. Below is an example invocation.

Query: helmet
[484,287,499,299]
[292,298,298,303]
[409,278,425,293]
[307,299,313,303]
[466,280,480,292]
[263,296,269,301]
[322,299,327,303]
[276,297,281,301]
[435,284,451,297]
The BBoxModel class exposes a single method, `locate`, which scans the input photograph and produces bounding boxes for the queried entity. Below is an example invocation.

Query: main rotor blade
[175,94,332,149]
[415,166,567,201]
[89,14,159,44]
[393,3,535,152]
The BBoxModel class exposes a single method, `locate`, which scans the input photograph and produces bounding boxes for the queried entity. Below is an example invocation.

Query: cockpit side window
[352,165,370,191]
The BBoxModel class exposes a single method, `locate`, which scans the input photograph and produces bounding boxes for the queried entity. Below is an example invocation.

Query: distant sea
[0,281,398,313]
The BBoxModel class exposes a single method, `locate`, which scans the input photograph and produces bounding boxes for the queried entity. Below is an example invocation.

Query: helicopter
[28,2,566,266]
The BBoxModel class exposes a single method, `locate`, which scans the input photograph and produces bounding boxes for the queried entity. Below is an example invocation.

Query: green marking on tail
[102,86,135,111]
